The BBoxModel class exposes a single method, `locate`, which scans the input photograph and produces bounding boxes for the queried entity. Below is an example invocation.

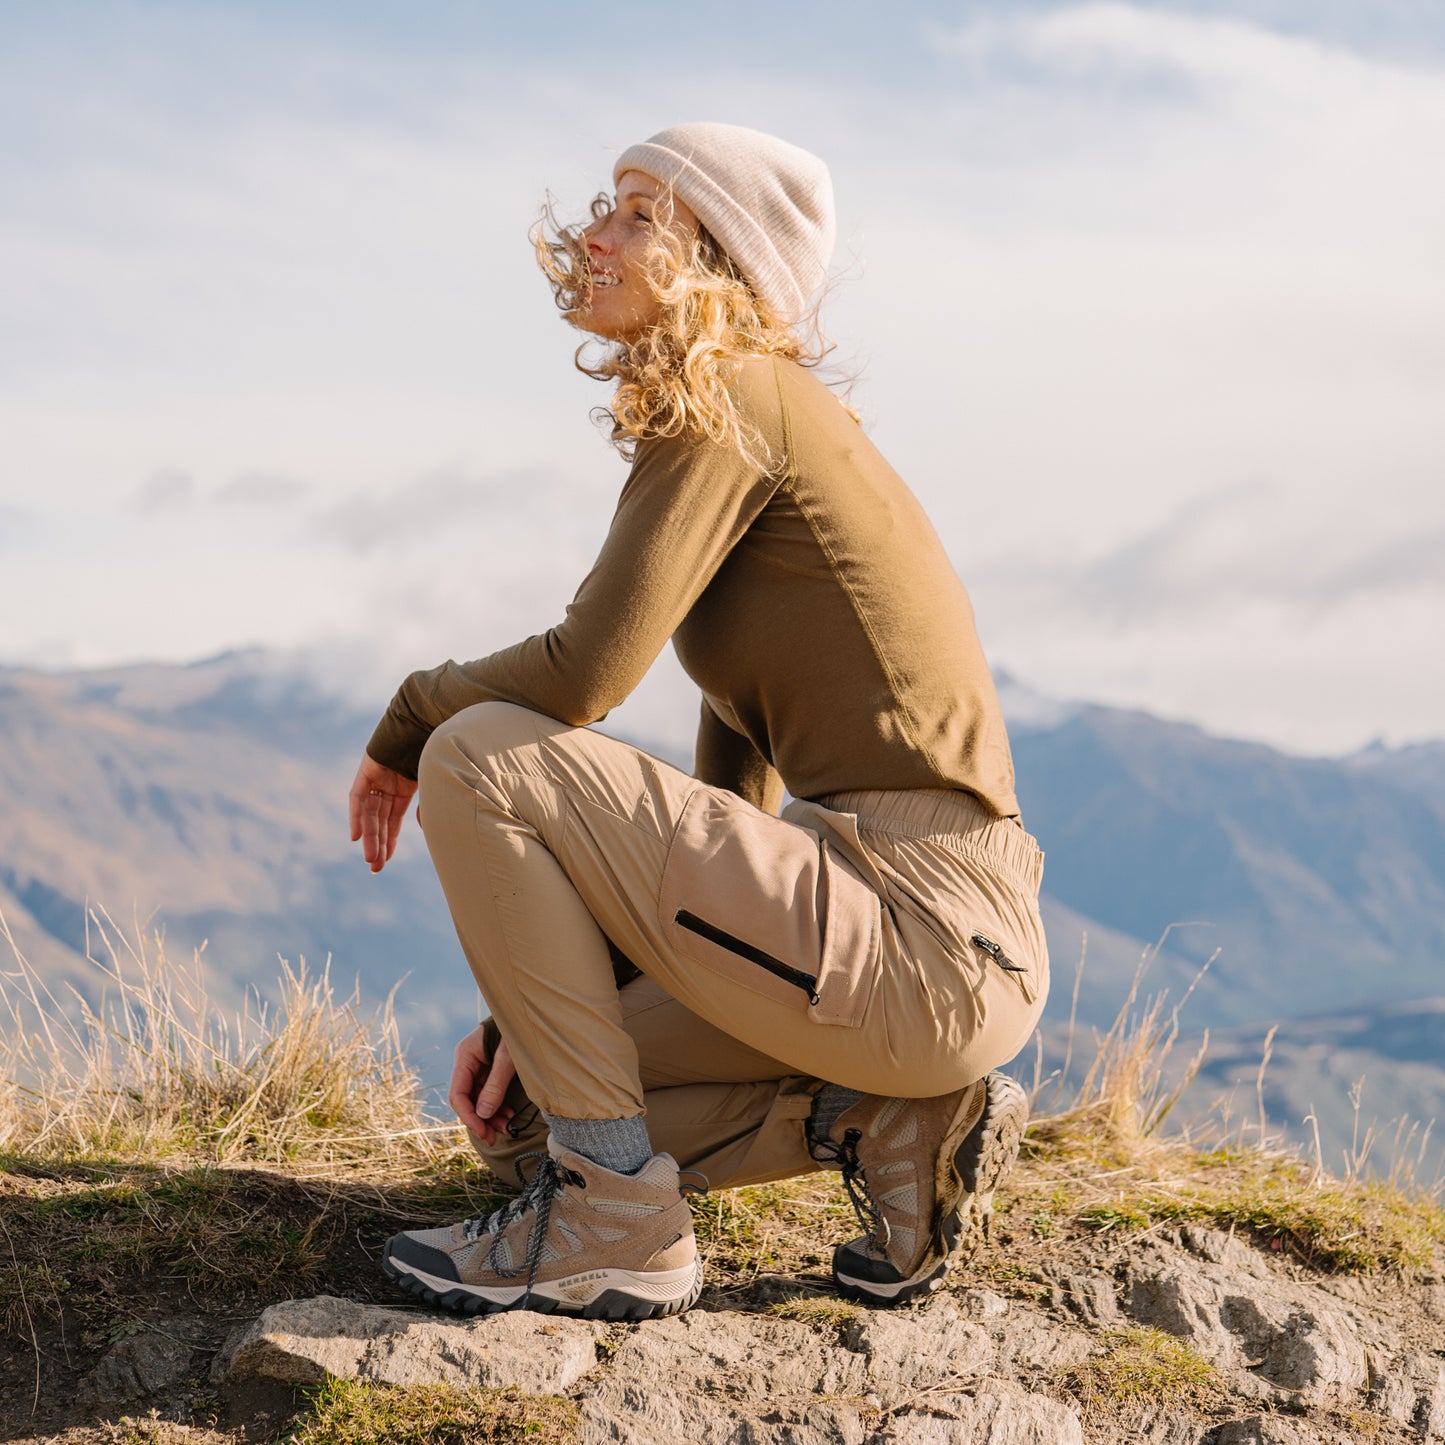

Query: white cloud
[130,468,198,515]
[216,470,311,507]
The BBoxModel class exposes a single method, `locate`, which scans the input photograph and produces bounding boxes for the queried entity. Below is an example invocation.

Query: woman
[349,122,1048,1321]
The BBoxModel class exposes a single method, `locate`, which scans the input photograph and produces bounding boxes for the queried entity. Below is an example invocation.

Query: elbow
[538,636,630,727]
[557,684,619,728]
[555,655,637,726]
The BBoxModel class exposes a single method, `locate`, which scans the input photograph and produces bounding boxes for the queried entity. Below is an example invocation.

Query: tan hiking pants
[417,702,1048,1189]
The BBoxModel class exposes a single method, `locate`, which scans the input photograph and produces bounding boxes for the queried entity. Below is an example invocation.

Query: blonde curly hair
[533,191,848,468]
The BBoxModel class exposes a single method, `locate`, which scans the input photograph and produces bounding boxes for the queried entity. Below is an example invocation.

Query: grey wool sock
[542,1112,653,1176]
[809,1083,865,1148]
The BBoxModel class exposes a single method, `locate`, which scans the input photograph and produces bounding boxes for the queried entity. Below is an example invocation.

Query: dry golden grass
[1013,937,1445,1274]
[1024,932,1216,1159]
[0,907,467,1176]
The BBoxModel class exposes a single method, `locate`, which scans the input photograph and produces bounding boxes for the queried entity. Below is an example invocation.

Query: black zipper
[674,910,821,1004]
[971,933,1026,973]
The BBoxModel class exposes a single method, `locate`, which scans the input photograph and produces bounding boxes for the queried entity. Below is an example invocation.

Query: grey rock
[1316,1274,1371,1307]
[1041,1266,1123,1328]
[573,1306,1073,1445]
[1421,1284,1445,1322]
[957,1287,1010,1321]
[77,1331,192,1404]
[965,1385,1085,1445]
[1214,1416,1326,1445]
[578,1310,872,1444]
[871,1384,1084,1445]
[1375,1352,1445,1442]
[845,1299,993,1387]
[214,1294,604,1392]
[1218,1295,1367,1404]
[579,1383,872,1445]
[1125,1411,1206,1445]
[1124,1241,1369,1406]
[1125,1255,1236,1359]
[1428,1371,1445,1444]
[990,1303,1096,1372]
[202,1226,1430,1445]
[1178,1225,1252,1268]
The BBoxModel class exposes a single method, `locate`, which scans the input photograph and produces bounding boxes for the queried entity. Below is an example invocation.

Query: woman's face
[577,170,698,342]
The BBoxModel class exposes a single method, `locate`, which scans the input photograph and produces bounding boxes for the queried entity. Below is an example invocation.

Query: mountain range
[2,651,1441,1165]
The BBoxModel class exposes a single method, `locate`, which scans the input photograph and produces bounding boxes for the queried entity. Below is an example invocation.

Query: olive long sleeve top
[366,355,1019,819]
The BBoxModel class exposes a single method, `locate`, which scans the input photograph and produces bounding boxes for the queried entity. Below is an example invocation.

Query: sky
[2,0,1443,759]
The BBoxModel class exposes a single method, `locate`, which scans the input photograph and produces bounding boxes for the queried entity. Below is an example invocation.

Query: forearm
[365,641,627,779]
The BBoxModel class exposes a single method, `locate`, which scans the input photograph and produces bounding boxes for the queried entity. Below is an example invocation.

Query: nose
[583,215,613,256]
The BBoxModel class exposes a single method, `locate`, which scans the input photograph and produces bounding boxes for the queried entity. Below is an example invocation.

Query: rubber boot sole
[381,1245,703,1321]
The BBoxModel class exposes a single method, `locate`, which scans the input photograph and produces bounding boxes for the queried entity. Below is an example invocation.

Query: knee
[417,701,541,813]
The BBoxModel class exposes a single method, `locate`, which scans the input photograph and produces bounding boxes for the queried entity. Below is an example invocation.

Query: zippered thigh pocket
[658,789,881,1029]
[673,910,822,1003]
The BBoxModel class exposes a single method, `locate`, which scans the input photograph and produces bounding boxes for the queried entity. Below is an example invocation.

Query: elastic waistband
[815,787,1044,893]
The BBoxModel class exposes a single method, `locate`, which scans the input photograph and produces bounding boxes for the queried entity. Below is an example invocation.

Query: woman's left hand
[348,754,419,873]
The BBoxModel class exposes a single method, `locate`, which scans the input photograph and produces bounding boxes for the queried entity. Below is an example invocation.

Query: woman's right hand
[449,1024,518,1146]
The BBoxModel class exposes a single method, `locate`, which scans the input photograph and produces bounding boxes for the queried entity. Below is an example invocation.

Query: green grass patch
[287,1381,579,1445]
[689,1173,856,1279]
[1016,1108,1445,1275]
[1060,1325,1228,1416]
[1072,1149,1445,1271]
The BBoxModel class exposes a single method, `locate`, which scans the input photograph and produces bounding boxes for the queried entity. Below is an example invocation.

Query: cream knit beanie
[613,122,835,322]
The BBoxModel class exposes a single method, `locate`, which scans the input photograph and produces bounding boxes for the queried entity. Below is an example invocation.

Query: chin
[576,315,643,346]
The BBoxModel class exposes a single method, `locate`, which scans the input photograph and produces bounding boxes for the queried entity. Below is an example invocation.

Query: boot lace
[807,1125,891,1249]
[460,1150,584,1304]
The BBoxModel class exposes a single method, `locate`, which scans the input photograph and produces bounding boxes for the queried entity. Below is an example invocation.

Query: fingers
[362,796,387,872]
[383,791,409,862]
[448,1026,491,1136]
[449,1081,489,1139]
[362,788,406,872]
[348,755,418,873]
[448,1030,519,1147]
[348,762,368,843]
[475,1039,517,1122]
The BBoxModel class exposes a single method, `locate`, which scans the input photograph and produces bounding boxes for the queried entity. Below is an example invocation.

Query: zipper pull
[971,932,1025,973]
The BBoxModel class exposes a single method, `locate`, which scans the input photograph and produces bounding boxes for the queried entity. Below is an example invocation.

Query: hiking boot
[382,1138,703,1319]
[813,1071,1029,1305]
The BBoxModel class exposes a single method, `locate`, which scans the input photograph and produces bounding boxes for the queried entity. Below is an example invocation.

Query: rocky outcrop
[1120,1228,1372,1407]
[212,1294,605,1393]
[216,1291,1084,1444]
[190,1225,1445,1443]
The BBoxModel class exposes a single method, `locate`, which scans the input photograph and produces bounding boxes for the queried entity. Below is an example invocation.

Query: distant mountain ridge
[1003,680,1445,1032]
[0,652,474,1076]
[1,652,1441,1155]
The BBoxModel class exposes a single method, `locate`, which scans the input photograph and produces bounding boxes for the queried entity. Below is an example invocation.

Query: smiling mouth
[589,271,621,289]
